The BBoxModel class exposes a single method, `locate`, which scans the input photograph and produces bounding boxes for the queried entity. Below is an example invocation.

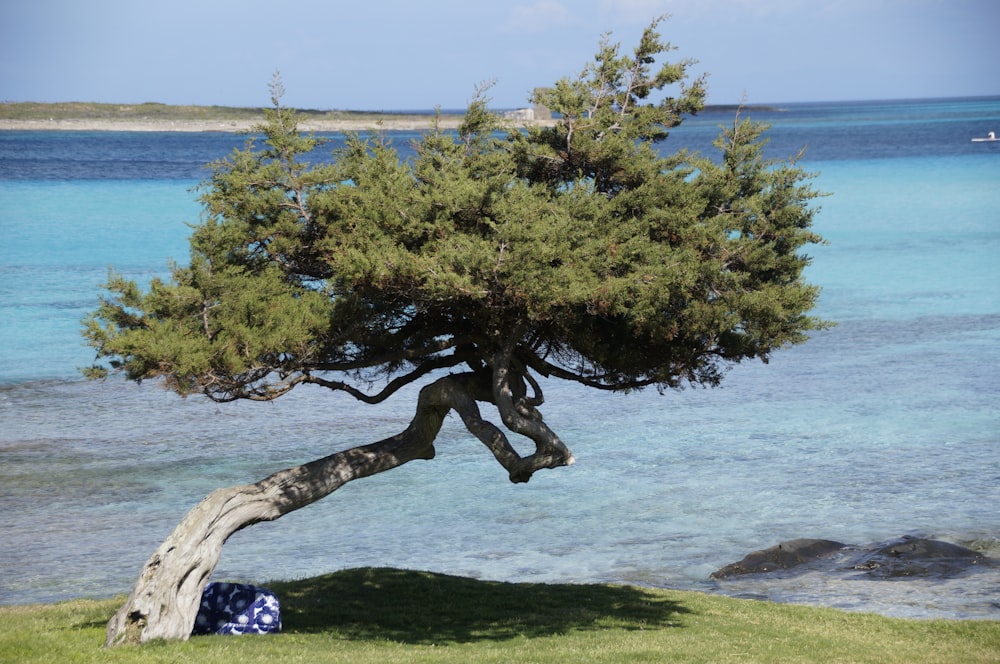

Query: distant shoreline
[0,100,781,133]
[0,116,573,133]
[0,101,554,132]
[0,116,480,133]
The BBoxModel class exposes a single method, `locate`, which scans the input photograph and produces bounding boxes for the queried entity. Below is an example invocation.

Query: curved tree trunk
[105,370,574,647]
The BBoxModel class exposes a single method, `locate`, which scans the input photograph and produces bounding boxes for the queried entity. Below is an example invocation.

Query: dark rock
[710,538,847,579]
[712,535,996,583]
[851,536,991,579]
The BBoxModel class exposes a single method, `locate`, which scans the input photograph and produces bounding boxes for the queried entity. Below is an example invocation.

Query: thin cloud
[597,0,671,22]
[503,1,574,33]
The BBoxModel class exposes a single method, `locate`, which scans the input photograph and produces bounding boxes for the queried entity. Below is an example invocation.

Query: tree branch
[302,352,472,404]
[490,347,575,482]
[524,353,662,391]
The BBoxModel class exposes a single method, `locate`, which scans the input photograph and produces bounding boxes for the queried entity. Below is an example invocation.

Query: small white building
[504,108,535,121]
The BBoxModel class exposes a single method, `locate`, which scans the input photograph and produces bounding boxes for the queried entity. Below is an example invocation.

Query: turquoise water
[1,100,999,617]
[1,180,197,383]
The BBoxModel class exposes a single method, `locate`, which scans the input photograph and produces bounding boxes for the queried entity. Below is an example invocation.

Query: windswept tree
[85,18,826,646]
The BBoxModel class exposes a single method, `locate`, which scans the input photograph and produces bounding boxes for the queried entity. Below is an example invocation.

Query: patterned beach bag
[193,582,282,635]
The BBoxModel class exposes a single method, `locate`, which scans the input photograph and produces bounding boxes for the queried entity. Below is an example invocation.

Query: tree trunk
[105,370,574,646]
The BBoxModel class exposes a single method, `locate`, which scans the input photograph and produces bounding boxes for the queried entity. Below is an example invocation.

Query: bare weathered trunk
[105,368,574,646]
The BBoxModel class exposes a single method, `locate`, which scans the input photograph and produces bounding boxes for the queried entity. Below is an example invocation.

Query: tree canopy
[85,21,824,414]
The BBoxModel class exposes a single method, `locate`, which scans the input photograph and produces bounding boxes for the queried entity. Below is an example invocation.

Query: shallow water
[1,98,999,617]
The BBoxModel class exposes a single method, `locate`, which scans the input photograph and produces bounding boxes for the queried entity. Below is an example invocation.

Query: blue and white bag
[193,582,282,635]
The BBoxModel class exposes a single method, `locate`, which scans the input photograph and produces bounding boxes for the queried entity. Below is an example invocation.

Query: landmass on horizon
[0,100,781,132]
[0,101,478,132]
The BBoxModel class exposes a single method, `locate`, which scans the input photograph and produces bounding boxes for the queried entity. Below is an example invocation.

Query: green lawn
[1,568,996,663]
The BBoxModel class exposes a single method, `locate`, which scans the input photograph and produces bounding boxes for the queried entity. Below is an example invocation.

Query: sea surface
[2,98,999,619]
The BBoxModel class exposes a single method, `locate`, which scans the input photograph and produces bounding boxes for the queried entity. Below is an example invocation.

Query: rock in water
[710,539,847,579]
[851,536,991,579]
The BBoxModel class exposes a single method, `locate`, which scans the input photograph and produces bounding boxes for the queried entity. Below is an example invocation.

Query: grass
[1,567,997,663]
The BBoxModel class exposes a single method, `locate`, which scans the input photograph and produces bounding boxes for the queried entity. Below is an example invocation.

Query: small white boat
[972,131,998,142]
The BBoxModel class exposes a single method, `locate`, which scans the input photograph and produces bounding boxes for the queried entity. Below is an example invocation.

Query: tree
[84,18,826,646]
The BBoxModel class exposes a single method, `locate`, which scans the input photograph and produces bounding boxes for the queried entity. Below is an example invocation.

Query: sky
[2,0,997,110]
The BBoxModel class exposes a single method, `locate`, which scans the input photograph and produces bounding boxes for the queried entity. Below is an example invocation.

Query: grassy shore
[0,101,778,133]
[0,101,478,132]
[1,568,996,663]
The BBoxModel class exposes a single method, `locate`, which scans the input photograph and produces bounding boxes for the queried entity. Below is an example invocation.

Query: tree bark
[105,370,574,646]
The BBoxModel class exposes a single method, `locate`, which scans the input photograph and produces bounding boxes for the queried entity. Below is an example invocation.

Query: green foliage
[2,570,997,663]
[83,17,827,403]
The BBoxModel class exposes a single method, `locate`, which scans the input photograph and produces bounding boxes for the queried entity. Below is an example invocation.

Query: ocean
[1,98,999,619]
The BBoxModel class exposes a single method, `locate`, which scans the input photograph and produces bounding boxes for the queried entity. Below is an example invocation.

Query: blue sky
[2,0,997,110]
